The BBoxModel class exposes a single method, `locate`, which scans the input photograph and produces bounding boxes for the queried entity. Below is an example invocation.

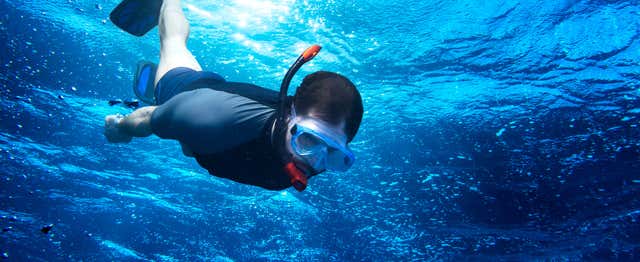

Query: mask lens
[326,148,354,171]
[293,132,326,155]
[302,148,327,171]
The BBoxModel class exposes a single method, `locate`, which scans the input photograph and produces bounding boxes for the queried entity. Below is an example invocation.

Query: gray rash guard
[147,67,292,190]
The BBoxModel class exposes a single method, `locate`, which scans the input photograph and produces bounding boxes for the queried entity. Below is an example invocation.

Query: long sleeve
[150,88,275,155]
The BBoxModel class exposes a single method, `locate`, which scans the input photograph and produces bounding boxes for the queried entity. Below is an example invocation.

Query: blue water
[1,0,639,260]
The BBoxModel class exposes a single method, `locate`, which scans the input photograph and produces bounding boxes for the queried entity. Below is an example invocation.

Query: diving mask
[288,106,355,172]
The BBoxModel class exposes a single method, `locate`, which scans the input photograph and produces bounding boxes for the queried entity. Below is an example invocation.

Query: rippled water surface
[1,0,639,260]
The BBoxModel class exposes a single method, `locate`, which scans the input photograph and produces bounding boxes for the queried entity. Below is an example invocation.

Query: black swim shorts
[154,67,225,104]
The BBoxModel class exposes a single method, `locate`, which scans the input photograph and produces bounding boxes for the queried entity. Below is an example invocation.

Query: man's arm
[104,106,157,143]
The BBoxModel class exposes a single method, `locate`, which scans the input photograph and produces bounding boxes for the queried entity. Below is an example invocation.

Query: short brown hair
[293,71,363,142]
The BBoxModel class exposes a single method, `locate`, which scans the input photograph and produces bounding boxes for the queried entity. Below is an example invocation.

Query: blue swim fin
[133,61,157,104]
[110,0,163,36]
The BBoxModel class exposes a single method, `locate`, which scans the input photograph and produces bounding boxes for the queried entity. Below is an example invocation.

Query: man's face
[285,112,348,176]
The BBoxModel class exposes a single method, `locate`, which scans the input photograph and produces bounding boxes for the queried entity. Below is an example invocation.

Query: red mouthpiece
[284,162,308,192]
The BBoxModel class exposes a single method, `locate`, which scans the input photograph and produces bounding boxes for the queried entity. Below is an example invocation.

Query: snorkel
[278,45,322,121]
[275,45,321,192]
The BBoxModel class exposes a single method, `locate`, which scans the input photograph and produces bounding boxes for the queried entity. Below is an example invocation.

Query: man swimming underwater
[103,0,363,191]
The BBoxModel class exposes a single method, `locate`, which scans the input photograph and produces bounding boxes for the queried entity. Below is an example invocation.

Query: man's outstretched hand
[104,114,133,143]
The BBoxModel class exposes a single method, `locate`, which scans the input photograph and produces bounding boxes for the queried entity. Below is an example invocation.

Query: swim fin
[133,61,157,105]
[109,0,163,36]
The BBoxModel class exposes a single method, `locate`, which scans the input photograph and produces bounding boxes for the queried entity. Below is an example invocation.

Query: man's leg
[104,0,201,145]
[154,0,202,86]
[151,0,198,154]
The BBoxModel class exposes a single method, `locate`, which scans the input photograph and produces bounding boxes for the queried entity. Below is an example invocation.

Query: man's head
[285,71,363,175]
[293,71,363,142]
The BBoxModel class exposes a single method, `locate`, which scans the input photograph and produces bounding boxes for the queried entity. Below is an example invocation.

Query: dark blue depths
[1,0,640,261]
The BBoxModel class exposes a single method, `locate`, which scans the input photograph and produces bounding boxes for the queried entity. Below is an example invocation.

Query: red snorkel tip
[301,45,321,62]
[284,162,308,191]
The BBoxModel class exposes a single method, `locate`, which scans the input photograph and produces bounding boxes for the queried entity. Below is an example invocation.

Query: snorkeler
[103,0,364,191]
